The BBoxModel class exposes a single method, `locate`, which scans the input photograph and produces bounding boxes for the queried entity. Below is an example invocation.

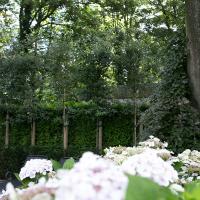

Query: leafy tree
[77,35,112,102]
[141,31,200,152]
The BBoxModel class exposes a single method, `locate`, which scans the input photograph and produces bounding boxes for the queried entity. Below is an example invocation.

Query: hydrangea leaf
[63,158,75,170]
[125,175,179,200]
[51,159,62,171]
[14,173,21,182]
[172,161,184,172]
[184,181,200,200]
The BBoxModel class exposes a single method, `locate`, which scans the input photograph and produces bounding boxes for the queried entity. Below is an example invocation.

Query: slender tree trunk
[63,89,69,155]
[63,107,69,153]
[5,111,9,147]
[139,123,143,142]
[186,0,200,109]
[134,100,137,146]
[19,0,33,52]
[98,120,103,153]
[133,79,137,146]
[31,119,36,146]
[96,120,99,149]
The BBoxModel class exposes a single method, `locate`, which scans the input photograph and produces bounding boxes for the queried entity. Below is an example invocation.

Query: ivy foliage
[141,32,200,153]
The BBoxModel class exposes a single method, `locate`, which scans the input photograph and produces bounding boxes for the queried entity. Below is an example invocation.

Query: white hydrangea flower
[31,193,52,200]
[121,150,178,186]
[104,136,173,165]
[172,149,200,184]
[7,146,200,200]
[19,159,53,180]
[55,152,128,200]
[169,184,184,194]
[6,183,18,200]
[139,135,168,149]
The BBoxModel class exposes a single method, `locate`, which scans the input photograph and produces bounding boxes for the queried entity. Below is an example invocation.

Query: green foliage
[68,115,96,153]
[141,32,200,153]
[184,181,200,200]
[125,175,178,200]
[0,102,140,178]
[51,159,62,171]
[63,158,75,170]
[0,146,27,179]
[52,158,75,171]
[14,173,31,189]
[103,114,133,147]
[125,176,200,200]
[1,0,200,184]
[172,161,184,173]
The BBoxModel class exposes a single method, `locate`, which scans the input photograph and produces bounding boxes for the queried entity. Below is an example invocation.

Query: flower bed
[1,136,200,200]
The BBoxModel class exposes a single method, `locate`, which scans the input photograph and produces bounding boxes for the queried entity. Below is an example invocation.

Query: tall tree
[18,0,65,51]
[186,0,200,110]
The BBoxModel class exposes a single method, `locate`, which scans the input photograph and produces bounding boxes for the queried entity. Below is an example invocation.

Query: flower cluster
[105,136,200,185]
[19,159,53,180]
[55,152,128,200]
[104,136,172,164]
[4,152,128,200]
[121,150,178,186]
[2,136,200,200]
[104,146,144,165]
[170,149,200,184]
[2,151,180,200]
[138,135,168,149]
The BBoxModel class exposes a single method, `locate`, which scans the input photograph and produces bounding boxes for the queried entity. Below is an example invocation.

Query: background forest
[0,0,200,178]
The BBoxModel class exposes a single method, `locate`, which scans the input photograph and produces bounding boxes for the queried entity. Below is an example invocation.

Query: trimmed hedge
[0,101,147,179]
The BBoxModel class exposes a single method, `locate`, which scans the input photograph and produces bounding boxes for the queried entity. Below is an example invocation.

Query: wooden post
[63,107,69,154]
[31,119,36,146]
[139,123,143,142]
[96,120,99,149]
[98,120,103,154]
[5,111,9,147]
[133,101,137,146]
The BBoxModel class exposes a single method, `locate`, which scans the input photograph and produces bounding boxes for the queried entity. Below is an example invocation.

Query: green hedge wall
[103,114,133,147]
[68,115,97,154]
[0,101,147,179]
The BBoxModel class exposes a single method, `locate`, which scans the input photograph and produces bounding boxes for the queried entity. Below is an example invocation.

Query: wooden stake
[31,119,36,146]
[98,120,103,153]
[5,111,9,147]
[139,123,143,142]
[63,107,69,153]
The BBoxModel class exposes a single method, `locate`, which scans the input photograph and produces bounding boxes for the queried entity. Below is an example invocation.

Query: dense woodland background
[0,0,200,178]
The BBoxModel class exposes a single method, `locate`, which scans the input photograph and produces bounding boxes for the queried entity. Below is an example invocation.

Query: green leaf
[173,161,184,172]
[14,173,21,182]
[14,173,31,188]
[184,181,200,200]
[125,175,179,200]
[63,158,75,170]
[51,159,62,171]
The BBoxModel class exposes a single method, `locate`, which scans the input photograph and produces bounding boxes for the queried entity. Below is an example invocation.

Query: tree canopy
[0,0,200,150]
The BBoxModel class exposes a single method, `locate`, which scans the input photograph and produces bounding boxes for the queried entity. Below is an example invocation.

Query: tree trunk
[63,89,69,155]
[63,106,69,154]
[186,0,200,109]
[96,120,99,149]
[133,103,137,146]
[97,120,103,154]
[139,123,143,142]
[5,111,9,147]
[96,120,103,154]
[19,0,33,52]
[31,119,36,146]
